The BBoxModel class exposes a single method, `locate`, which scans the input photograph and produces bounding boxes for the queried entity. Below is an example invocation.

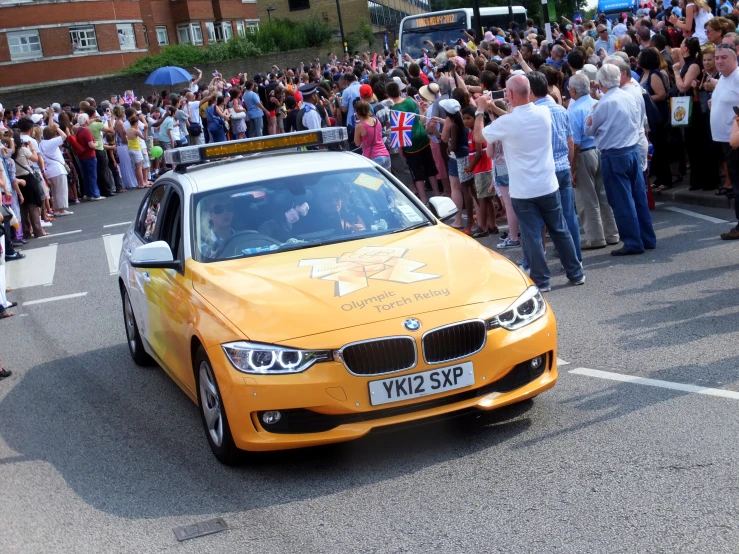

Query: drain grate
[173,517,228,542]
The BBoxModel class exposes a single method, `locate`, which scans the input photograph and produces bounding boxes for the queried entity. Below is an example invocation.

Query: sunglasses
[211,205,234,214]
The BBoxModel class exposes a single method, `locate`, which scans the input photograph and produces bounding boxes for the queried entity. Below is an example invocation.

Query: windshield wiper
[391,221,433,234]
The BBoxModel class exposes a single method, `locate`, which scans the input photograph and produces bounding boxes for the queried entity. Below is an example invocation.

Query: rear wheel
[122,289,153,366]
[195,347,241,465]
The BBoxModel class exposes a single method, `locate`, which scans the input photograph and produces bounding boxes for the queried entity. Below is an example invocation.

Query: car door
[144,186,197,394]
[124,184,167,347]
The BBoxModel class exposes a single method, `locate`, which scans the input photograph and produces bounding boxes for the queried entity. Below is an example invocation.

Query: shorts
[430,140,448,180]
[404,145,438,183]
[129,148,143,164]
[474,172,494,198]
[448,155,472,183]
[495,172,509,187]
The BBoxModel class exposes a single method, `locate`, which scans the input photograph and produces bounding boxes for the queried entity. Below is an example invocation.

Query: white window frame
[241,0,257,3]
[235,21,245,37]
[117,23,136,50]
[142,24,149,47]
[7,30,43,60]
[177,22,203,45]
[205,22,216,43]
[156,26,169,46]
[70,25,98,54]
[214,21,233,42]
[245,20,260,34]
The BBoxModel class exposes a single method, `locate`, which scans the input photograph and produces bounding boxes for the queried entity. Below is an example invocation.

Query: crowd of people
[3,0,739,335]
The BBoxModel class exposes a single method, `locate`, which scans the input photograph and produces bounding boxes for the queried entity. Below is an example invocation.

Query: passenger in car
[257,192,300,243]
[200,195,236,259]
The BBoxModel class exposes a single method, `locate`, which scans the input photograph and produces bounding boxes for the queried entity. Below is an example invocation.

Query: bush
[121,18,333,75]
[346,19,375,54]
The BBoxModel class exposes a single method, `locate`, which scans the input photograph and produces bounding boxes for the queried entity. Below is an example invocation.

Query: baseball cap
[582,64,598,82]
[31,113,44,124]
[359,84,373,98]
[392,76,407,91]
[621,12,628,19]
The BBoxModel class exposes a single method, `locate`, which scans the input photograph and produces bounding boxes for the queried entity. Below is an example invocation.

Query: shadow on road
[0,345,534,519]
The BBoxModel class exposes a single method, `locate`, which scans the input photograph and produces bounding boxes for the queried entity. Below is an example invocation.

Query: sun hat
[419,83,440,102]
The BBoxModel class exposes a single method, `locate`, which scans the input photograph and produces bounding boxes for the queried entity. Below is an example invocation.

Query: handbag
[230,111,247,120]
[189,121,202,136]
[670,96,692,127]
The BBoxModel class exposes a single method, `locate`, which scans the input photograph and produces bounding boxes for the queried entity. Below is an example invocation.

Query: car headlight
[222,341,331,374]
[485,286,547,331]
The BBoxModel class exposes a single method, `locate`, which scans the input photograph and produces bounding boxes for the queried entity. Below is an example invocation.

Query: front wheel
[122,289,153,366]
[195,347,241,465]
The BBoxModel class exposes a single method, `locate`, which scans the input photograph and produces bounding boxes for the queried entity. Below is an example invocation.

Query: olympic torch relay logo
[299,246,439,297]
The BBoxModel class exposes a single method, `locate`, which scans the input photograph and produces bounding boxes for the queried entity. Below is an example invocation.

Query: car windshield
[193,167,432,262]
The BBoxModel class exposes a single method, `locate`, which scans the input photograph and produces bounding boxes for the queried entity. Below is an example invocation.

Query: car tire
[122,289,154,366]
[194,347,241,465]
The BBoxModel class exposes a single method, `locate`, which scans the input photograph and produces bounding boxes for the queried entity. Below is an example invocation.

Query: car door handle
[142,271,151,284]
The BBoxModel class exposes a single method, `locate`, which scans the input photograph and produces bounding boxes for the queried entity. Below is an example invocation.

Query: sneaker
[538,285,552,292]
[497,237,521,249]
[74,199,81,205]
[570,275,586,286]
[40,221,52,228]
[471,225,489,238]
[82,196,89,201]
[0,368,12,379]
[90,196,105,201]
[518,264,530,276]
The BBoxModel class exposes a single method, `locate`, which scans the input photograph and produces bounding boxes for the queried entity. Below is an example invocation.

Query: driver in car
[200,195,236,259]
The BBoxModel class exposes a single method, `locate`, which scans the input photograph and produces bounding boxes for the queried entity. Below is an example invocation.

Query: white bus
[399,7,528,59]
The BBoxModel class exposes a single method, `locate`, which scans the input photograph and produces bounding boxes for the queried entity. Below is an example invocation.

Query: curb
[655,185,735,210]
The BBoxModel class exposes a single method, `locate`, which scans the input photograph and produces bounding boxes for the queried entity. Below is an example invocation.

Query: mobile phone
[492,90,506,99]
[733,106,739,116]
[414,94,422,102]
[511,43,519,57]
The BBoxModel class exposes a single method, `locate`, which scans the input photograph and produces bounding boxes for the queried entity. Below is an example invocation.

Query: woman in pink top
[353,100,391,169]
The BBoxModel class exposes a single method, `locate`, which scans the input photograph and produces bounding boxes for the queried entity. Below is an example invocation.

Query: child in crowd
[463,105,497,237]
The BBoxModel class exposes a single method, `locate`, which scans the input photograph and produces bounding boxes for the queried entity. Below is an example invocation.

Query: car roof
[178,151,377,194]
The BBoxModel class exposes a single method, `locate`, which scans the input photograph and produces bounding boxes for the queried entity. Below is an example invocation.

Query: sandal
[488,226,500,235]
[715,187,733,196]
[471,225,488,238]
[0,311,14,319]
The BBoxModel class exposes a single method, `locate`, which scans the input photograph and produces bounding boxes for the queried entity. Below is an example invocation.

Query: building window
[7,30,43,60]
[70,25,98,53]
[205,22,216,42]
[241,0,256,3]
[177,23,203,45]
[117,23,136,50]
[368,1,408,28]
[215,22,233,41]
[142,25,149,47]
[245,20,260,33]
[156,26,169,45]
[236,21,245,36]
[288,0,310,11]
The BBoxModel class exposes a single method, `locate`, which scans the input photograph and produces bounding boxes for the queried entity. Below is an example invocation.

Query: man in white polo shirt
[473,75,584,292]
[710,44,739,240]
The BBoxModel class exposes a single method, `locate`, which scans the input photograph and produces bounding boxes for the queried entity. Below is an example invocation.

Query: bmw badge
[404,318,421,332]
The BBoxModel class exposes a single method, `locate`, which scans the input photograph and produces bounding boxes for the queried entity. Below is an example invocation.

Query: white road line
[570,367,739,400]
[664,206,729,224]
[103,221,131,228]
[557,358,569,366]
[23,292,88,306]
[103,234,124,274]
[6,244,57,289]
[39,230,82,238]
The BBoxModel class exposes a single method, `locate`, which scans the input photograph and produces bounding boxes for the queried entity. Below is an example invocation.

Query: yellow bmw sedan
[118,130,558,464]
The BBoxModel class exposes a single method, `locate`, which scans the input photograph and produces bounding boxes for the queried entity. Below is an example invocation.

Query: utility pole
[507,0,515,32]
[472,0,484,45]
[336,0,348,54]
[542,0,552,43]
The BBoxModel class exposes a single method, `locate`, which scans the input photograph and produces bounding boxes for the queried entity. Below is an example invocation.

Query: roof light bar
[164,128,348,167]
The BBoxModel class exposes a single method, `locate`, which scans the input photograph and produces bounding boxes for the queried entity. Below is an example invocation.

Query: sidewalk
[655,183,736,210]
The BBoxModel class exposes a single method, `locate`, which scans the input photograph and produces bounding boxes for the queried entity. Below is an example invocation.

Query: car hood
[191,225,528,343]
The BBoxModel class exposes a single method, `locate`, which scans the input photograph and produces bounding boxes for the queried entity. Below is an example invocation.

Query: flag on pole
[423,52,429,68]
[390,111,415,148]
[383,33,389,52]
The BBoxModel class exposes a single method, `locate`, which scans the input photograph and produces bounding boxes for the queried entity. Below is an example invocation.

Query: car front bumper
[207,302,558,452]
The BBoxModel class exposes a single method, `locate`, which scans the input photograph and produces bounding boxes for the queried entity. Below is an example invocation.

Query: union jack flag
[423,52,429,67]
[390,110,415,148]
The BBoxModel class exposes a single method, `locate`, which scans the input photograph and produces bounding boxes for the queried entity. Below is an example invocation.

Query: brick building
[266,0,428,36]
[0,0,260,91]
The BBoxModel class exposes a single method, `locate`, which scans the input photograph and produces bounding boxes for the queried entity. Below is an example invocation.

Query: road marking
[103,221,131,228]
[23,292,88,306]
[557,358,569,366]
[6,244,57,289]
[570,367,739,400]
[663,206,729,224]
[39,230,82,238]
[103,234,124,274]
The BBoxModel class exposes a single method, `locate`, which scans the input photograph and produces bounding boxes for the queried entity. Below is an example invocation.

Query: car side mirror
[130,241,180,270]
[428,196,458,223]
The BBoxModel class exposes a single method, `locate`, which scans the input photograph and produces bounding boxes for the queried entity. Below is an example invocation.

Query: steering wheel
[218,230,282,257]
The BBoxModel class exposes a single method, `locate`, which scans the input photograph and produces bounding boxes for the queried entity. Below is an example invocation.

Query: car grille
[340,337,416,376]
[422,320,486,364]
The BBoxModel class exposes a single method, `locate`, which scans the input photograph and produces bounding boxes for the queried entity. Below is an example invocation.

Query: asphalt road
[2,189,739,553]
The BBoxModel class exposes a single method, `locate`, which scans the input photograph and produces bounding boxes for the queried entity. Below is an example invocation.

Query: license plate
[368,362,474,406]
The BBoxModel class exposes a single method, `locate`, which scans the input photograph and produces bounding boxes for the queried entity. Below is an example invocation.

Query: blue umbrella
[145,66,193,86]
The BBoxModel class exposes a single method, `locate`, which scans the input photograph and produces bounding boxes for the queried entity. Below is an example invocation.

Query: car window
[157,189,183,261]
[192,167,431,262]
[134,185,167,242]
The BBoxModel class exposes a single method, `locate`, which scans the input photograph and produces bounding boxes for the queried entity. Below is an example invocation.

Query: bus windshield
[400,11,467,59]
